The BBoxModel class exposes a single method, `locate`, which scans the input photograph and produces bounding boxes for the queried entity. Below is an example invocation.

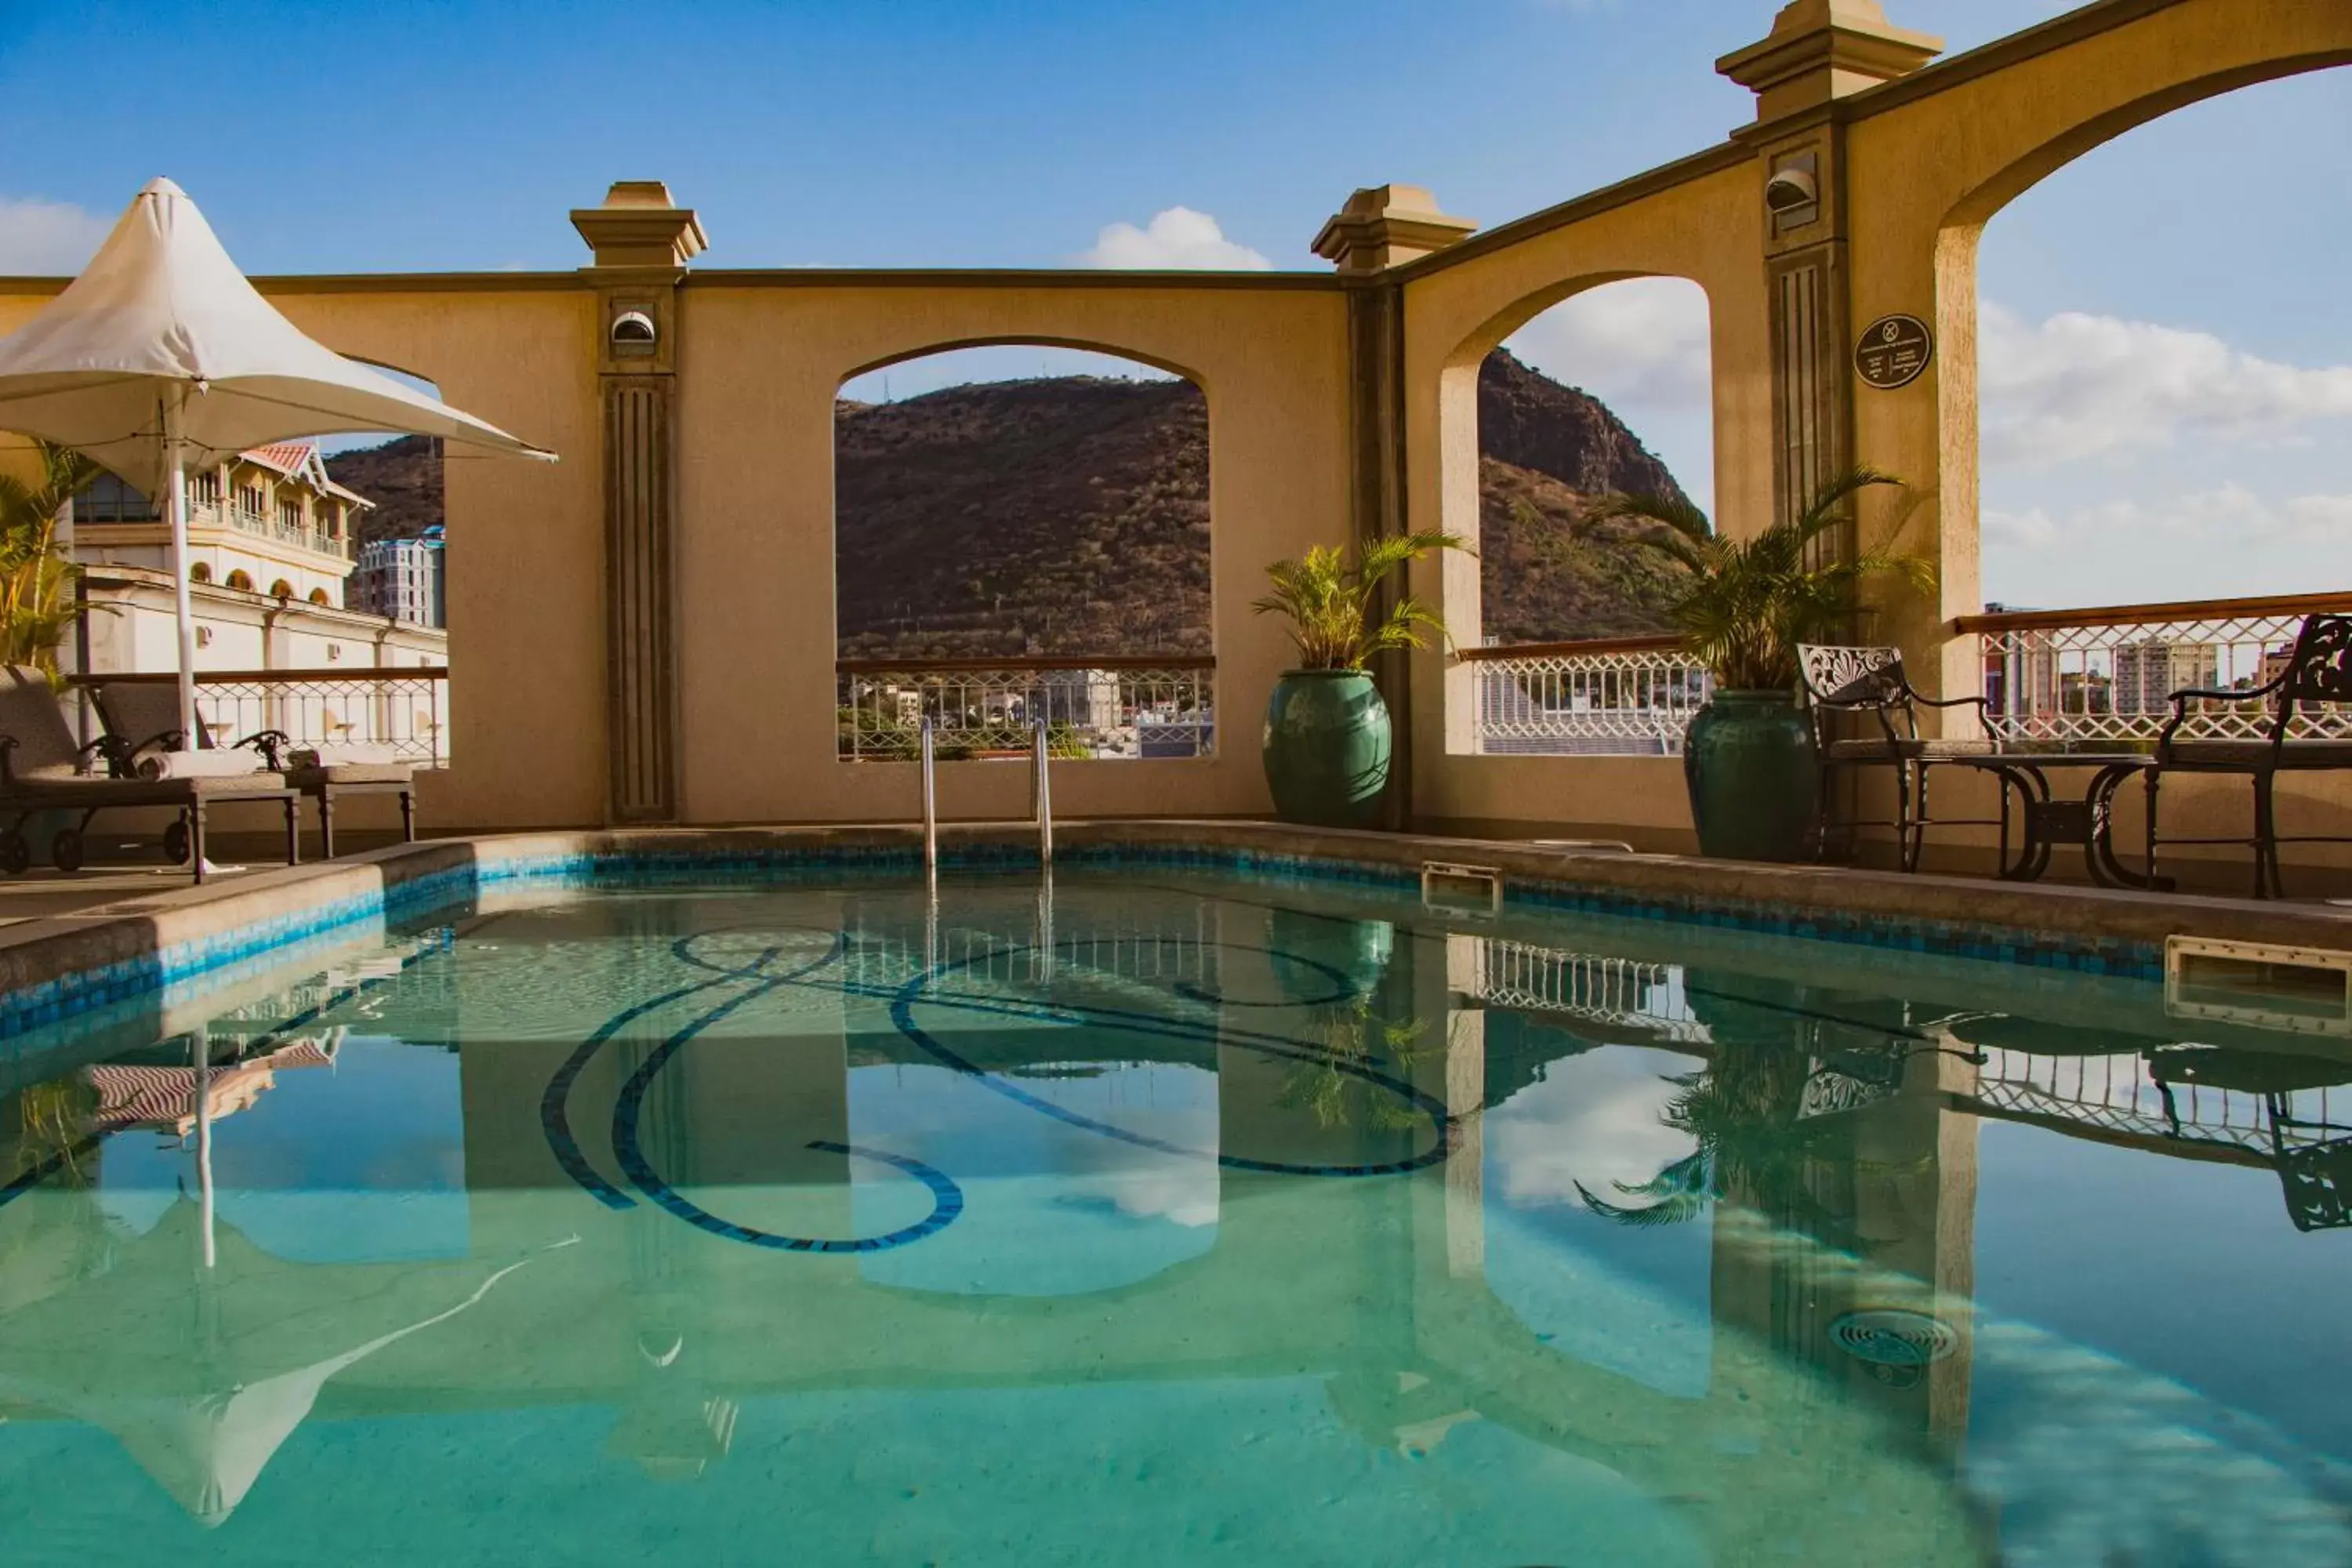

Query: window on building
[226,569,253,591]
[72,473,154,523]
[189,562,212,583]
[308,587,329,604]
[190,471,223,508]
[238,484,265,517]
[278,498,302,530]
[269,579,294,599]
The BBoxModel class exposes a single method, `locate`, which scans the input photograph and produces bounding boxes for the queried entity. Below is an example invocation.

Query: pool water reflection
[2,870,2349,1565]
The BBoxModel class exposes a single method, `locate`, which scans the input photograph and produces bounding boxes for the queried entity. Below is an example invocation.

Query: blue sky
[2,0,2346,608]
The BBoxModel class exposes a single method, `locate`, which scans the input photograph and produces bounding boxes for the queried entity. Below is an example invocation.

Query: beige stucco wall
[671,278,1352,826]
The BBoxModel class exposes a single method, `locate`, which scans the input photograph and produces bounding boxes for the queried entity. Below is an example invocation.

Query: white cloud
[1078,207,1270,271]
[1987,484,2352,557]
[0,195,110,274]
[1981,303,2352,468]
[1506,276,1713,411]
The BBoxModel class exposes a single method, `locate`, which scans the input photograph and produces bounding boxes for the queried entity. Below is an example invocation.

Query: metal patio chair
[1798,644,1997,871]
[2146,613,2352,899]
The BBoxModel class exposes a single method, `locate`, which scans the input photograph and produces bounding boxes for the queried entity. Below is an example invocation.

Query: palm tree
[0,440,103,673]
[1581,465,1932,691]
[1253,530,1467,671]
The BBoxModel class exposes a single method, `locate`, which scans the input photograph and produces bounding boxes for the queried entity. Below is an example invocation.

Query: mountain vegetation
[327,354,1694,657]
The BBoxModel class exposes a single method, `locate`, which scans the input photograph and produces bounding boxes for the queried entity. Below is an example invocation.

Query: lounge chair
[0,666,296,881]
[92,679,418,860]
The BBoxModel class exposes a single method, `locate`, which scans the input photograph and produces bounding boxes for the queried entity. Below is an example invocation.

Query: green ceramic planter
[1682,688,1819,862]
[1262,670,1392,829]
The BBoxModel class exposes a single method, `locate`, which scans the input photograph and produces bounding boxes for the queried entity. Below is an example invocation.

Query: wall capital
[1312,185,1477,275]
[571,181,710,270]
[1716,0,1941,123]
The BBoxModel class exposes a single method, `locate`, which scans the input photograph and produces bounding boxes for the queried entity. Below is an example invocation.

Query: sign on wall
[1855,314,1934,390]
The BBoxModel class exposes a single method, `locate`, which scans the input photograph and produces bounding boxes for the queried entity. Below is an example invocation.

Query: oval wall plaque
[1855,314,1933,390]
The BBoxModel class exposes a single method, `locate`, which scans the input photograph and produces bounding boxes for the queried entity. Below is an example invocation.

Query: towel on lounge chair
[136,749,266,781]
[287,743,397,767]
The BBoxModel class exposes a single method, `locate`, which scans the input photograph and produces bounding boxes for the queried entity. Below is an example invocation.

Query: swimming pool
[2,858,2349,1566]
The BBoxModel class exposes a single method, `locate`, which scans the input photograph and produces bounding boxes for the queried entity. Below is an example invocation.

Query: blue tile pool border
[0,833,2171,1043]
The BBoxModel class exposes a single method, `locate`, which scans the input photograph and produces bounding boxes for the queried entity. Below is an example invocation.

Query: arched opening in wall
[225,569,254,592]
[834,343,1212,761]
[1967,67,2350,748]
[315,359,452,770]
[188,562,211,584]
[1454,276,1715,757]
[268,578,294,600]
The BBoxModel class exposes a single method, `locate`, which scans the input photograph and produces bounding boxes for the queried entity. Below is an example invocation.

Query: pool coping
[2,818,2350,1038]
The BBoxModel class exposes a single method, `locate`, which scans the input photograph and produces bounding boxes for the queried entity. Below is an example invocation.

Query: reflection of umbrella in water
[0,1196,566,1526]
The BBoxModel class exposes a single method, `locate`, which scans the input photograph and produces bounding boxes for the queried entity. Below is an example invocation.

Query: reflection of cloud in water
[851,1062,1219,1297]
[1486,1046,1700,1209]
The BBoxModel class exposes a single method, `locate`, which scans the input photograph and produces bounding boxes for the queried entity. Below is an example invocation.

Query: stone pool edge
[1,819,2347,1038]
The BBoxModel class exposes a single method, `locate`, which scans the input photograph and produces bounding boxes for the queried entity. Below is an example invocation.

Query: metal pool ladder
[915,716,1054,880]
[1031,717,1054,868]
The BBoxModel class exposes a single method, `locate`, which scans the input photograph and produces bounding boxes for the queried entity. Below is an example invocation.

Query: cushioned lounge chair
[0,666,296,880]
[1798,643,1997,872]
[93,680,417,860]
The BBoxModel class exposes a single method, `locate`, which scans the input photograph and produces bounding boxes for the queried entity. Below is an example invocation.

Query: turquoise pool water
[2,866,2350,1566]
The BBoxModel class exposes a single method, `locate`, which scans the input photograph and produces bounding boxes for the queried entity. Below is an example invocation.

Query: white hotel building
[66,441,448,677]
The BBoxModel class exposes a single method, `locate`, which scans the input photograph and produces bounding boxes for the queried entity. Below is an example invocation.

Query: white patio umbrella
[0,177,554,749]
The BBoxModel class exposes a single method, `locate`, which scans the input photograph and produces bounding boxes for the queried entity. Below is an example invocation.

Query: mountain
[835,376,1211,659]
[326,355,1693,655]
[323,435,442,547]
[1473,348,1691,644]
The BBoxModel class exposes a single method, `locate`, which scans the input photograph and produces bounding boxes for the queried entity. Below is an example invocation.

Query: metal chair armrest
[234,729,290,770]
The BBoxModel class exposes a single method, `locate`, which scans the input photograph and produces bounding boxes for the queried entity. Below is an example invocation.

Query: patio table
[1947,753,2158,888]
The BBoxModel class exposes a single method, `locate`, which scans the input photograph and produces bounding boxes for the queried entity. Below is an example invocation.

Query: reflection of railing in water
[1461,936,1707,1044]
[1968,1047,2336,1159]
[844,914,1221,993]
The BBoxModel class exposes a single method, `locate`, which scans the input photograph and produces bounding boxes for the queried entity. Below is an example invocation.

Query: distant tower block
[1312,185,1477,274]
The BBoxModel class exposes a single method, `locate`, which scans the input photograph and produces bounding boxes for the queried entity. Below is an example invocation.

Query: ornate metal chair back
[1796,644,1918,743]
[2267,615,2352,741]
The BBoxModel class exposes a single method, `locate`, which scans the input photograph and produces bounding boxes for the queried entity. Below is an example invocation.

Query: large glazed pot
[1262,669,1392,829]
[1682,688,1818,862]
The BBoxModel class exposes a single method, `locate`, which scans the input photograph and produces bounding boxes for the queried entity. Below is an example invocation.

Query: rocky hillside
[835,351,1689,658]
[326,357,1693,655]
[323,435,442,547]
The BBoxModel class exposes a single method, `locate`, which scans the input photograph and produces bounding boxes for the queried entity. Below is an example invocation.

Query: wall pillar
[1316,186,1477,827]
[1719,2,1941,532]
[572,183,708,824]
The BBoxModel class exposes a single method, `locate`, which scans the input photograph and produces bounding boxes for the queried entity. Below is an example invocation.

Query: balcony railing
[1955,591,2352,749]
[837,655,1214,760]
[78,502,353,560]
[1460,635,1710,757]
[69,666,451,767]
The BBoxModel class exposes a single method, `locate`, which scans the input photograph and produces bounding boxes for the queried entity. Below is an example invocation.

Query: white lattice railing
[1461,635,1711,757]
[1958,593,2352,749]
[837,656,1214,761]
[71,667,450,767]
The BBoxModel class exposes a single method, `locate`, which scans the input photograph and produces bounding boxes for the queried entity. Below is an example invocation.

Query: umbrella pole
[164,390,198,751]
[192,1023,216,1271]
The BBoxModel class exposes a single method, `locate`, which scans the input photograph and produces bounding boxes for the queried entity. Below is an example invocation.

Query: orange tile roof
[241,441,318,474]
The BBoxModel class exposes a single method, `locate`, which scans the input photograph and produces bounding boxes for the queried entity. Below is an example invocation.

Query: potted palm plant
[1584,466,1929,862]
[1253,531,1463,828]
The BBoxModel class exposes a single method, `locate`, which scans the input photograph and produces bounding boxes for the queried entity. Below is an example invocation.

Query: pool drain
[1828,1308,1956,1368]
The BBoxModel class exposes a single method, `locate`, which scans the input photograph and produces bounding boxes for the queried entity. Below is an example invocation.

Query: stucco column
[1314,186,1477,826]
[572,182,708,824]
[1719,2,1941,534]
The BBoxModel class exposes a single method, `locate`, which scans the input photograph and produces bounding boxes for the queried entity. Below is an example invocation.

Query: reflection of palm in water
[1279,997,1435,1134]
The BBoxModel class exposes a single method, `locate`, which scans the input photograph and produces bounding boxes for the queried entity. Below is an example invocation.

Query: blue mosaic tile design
[0,834,2165,1041]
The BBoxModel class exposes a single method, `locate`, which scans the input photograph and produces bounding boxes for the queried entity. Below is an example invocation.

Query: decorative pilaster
[1319,185,1475,826]
[1720,2,1940,529]
[572,182,707,823]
